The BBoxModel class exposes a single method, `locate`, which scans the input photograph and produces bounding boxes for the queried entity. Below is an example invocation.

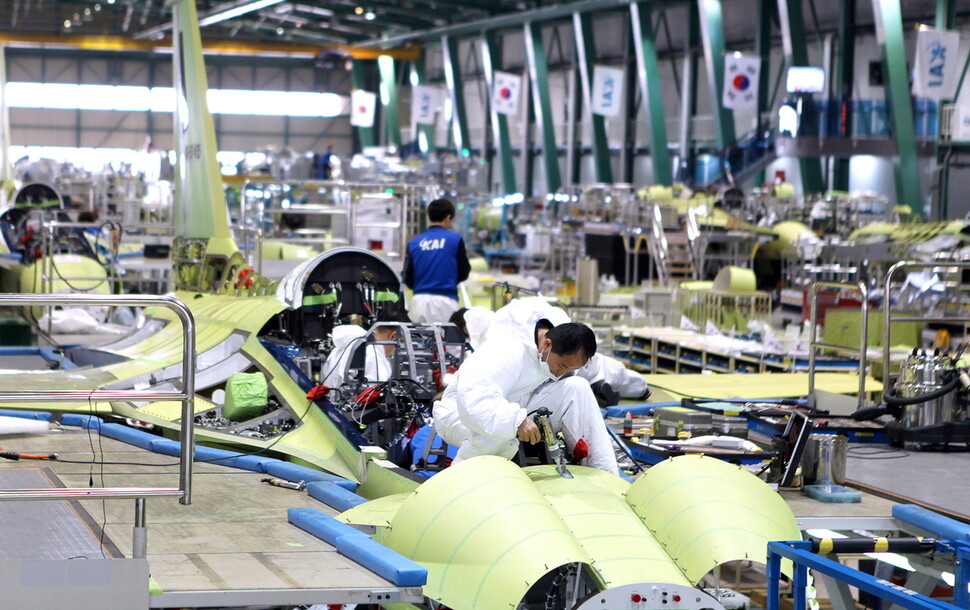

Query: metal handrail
[808,281,869,410]
[883,262,970,388]
[0,293,196,507]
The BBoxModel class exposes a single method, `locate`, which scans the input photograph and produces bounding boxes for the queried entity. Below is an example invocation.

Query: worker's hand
[516,418,541,444]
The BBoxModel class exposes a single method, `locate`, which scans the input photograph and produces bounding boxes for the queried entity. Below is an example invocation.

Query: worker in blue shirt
[403,198,471,323]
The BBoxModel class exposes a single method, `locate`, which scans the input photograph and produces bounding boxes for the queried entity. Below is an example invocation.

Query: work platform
[0,427,422,609]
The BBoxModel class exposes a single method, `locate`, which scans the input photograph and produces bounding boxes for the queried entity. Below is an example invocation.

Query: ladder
[647,205,702,284]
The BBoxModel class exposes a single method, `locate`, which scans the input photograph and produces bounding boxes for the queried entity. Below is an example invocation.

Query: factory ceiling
[0,0,962,58]
[2,0,535,54]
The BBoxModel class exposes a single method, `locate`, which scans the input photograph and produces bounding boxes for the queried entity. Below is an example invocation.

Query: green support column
[872,0,922,210]
[409,53,437,156]
[696,0,735,152]
[678,1,701,183]
[831,0,855,191]
[524,21,562,193]
[935,0,955,218]
[631,3,673,186]
[936,0,955,29]
[442,36,471,156]
[573,12,613,184]
[777,0,825,194]
[350,60,375,150]
[753,0,773,187]
[482,31,517,195]
[378,55,402,149]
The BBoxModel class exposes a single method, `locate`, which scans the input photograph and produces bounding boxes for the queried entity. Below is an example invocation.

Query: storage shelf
[611,326,860,375]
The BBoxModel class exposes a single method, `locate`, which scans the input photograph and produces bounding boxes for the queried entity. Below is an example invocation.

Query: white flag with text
[492,71,522,116]
[591,65,625,117]
[411,85,439,126]
[350,89,377,128]
[913,27,961,99]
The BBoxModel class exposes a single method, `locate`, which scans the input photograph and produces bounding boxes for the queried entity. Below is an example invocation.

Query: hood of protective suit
[331,324,366,350]
[487,297,569,347]
[463,306,494,350]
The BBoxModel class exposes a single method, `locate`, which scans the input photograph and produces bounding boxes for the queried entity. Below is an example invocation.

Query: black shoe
[591,381,621,408]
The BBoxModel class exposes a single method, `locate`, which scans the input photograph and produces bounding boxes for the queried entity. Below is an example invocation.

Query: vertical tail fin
[169,0,278,296]
[171,0,231,240]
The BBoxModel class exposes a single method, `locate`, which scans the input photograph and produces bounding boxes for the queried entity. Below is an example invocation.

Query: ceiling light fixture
[354,6,364,14]
[364,10,376,20]
[197,0,287,27]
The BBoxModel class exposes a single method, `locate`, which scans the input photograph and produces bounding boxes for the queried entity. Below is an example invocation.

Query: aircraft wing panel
[340,492,411,527]
[379,456,594,609]
[529,466,692,588]
[627,455,801,583]
[0,367,118,392]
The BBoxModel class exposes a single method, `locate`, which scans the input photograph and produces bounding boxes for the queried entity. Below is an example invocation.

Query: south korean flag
[722,53,761,110]
[492,71,522,116]
[350,89,377,128]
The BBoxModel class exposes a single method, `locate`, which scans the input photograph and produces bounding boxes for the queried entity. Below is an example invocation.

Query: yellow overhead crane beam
[0,32,420,60]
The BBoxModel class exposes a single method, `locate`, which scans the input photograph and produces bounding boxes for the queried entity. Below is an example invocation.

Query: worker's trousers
[437,376,619,475]
[410,294,461,324]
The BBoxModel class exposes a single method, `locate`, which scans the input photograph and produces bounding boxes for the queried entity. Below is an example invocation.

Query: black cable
[644,381,739,401]
[847,445,909,459]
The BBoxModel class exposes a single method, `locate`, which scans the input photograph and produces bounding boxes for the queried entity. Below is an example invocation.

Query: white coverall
[321,325,392,388]
[465,297,649,399]
[410,293,461,324]
[433,326,620,474]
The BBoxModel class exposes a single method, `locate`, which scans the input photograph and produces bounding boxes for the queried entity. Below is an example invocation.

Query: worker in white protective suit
[433,319,619,474]
[459,297,650,403]
[321,324,396,389]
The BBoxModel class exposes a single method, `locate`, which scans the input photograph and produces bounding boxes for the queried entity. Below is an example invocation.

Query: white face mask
[537,347,558,380]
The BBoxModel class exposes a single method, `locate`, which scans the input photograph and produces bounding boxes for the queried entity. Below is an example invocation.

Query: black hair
[375,308,411,324]
[533,318,554,345]
[546,322,597,362]
[427,198,455,223]
[448,307,468,328]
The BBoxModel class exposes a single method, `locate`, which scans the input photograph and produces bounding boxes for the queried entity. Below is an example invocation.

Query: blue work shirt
[403,225,471,299]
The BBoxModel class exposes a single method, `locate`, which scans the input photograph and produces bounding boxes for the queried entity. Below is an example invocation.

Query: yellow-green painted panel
[340,492,411,527]
[381,457,593,609]
[627,455,801,582]
[529,466,690,588]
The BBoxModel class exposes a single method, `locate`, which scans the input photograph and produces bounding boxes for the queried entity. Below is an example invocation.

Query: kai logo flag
[350,89,377,127]
[913,27,961,99]
[722,53,761,110]
[412,85,439,126]
[492,71,522,116]
[591,65,625,117]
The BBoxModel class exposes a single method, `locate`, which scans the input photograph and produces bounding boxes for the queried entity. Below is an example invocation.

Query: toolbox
[651,407,713,438]
[712,414,749,438]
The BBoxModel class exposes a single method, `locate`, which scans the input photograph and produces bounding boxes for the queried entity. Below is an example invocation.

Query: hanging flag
[912,27,961,99]
[722,53,761,110]
[350,89,377,127]
[492,71,522,116]
[591,65,625,117]
[411,85,439,126]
